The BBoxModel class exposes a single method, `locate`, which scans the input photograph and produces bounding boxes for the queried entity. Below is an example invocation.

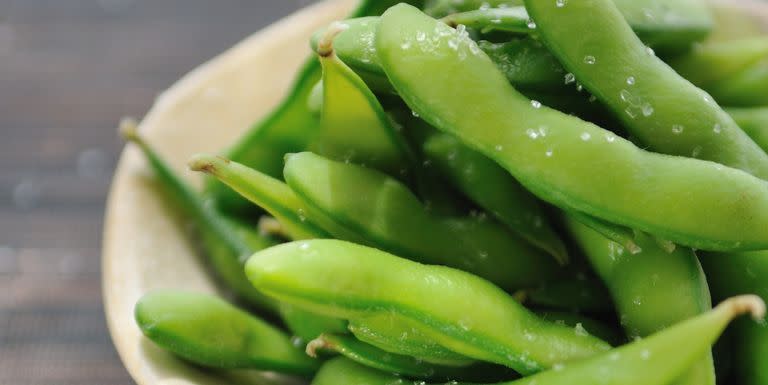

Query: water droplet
[633,296,643,306]
[605,134,616,143]
[620,89,632,102]
[495,145,504,151]
[640,349,651,360]
[564,73,576,84]
[400,41,411,50]
[545,149,554,157]
[526,129,540,139]
[411,110,420,118]
[642,103,654,117]
[527,19,537,29]
[713,123,722,134]
[574,323,588,336]
[626,76,635,85]
[646,46,655,56]
[580,132,592,141]
[416,31,426,42]
[556,0,567,7]
[478,251,488,259]
[583,55,596,65]
[299,242,310,251]
[297,208,307,222]
[531,100,542,109]
[692,146,702,158]
[291,336,304,348]
[672,124,684,134]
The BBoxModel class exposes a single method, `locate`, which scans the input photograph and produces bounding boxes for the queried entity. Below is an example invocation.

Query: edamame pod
[423,133,567,263]
[376,4,768,251]
[205,0,426,213]
[135,290,319,376]
[123,128,345,340]
[306,333,477,379]
[727,107,768,152]
[311,25,414,179]
[190,154,329,241]
[525,0,768,180]
[700,250,768,385]
[348,313,475,366]
[667,37,768,87]
[121,122,278,314]
[427,0,713,52]
[311,295,764,385]
[245,239,611,374]
[708,59,768,107]
[566,217,715,385]
[283,152,562,290]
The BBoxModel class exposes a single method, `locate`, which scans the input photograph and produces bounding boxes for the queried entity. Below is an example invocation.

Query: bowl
[102,1,768,384]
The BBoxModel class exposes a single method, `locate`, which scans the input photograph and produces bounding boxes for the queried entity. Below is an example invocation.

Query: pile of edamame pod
[122,0,768,384]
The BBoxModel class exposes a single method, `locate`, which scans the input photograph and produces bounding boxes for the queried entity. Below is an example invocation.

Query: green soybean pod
[667,37,768,87]
[305,333,493,379]
[135,290,319,376]
[283,152,562,291]
[700,250,768,385]
[727,107,768,152]
[347,313,476,366]
[310,24,414,179]
[708,59,768,107]
[376,4,768,252]
[311,295,764,385]
[310,18,393,94]
[204,0,425,213]
[121,122,279,314]
[189,154,329,241]
[525,0,768,180]
[246,239,611,374]
[566,217,715,385]
[423,133,568,263]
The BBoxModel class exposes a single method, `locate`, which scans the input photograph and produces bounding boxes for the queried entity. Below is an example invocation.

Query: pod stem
[305,334,333,358]
[718,294,766,322]
[316,21,349,58]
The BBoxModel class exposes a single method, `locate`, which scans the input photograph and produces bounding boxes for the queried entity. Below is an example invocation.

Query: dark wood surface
[0,2,317,384]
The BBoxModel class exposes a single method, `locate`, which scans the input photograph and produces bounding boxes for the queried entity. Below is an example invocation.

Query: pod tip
[316,21,349,57]
[119,117,141,143]
[305,334,331,358]
[720,294,766,321]
[188,154,228,174]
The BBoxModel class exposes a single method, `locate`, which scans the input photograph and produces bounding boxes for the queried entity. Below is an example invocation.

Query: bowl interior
[102,1,768,385]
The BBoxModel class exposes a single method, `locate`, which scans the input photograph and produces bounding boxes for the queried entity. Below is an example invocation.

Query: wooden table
[0,2,316,384]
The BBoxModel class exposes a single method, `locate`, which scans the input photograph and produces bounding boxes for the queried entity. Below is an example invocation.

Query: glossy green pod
[441,7,529,34]
[204,0,425,213]
[427,0,713,52]
[134,290,319,376]
[525,275,614,315]
[700,250,768,385]
[667,37,768,87]
[566,217,715,385]
[311,25,414,179]
[422,133,567,263]
[347,313,475,366]
[708,59,768,107]
[123,125,345,340]
[376,4,768,252]
[311,295,764,385]
[727,107,768,152]
[283,152,562,291]
[121,123,278,314]
[246,239,610,374]
[189,154,329,241]
[526,0,768,180]
[306,333,486,379]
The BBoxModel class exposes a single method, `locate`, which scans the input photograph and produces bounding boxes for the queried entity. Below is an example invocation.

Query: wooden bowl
[102,1,767,384]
